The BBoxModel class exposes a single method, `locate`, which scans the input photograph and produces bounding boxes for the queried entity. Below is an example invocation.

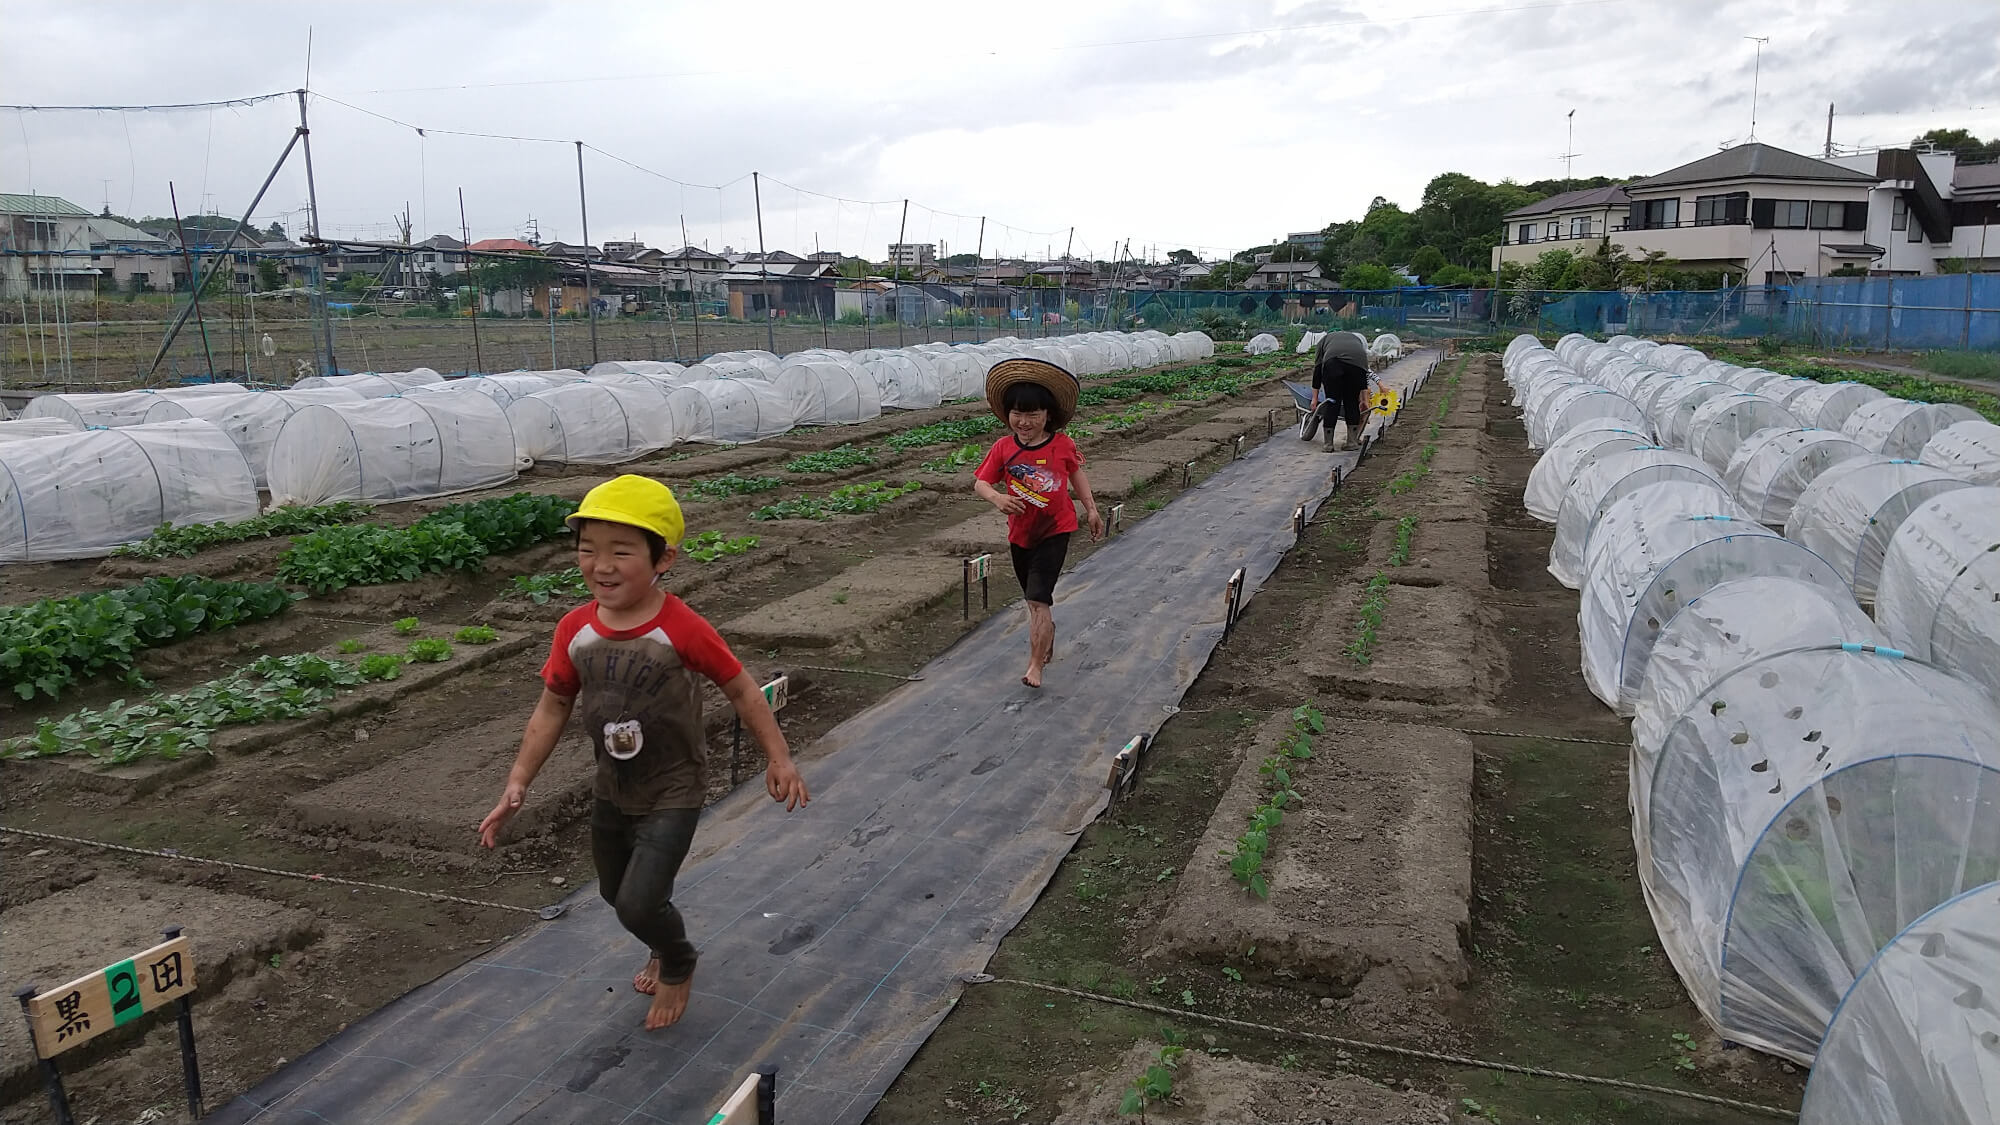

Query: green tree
[1341,263,1401,291]
[1408,245,1447,282]
[944,253,981,266]
[1430,264,1488,287]
[264,221,286,239]
[256,258,284,290]
[1912,129,2000,161]
[1168,248,1199,265]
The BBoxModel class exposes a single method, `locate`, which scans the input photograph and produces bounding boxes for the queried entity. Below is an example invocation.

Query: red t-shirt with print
[975,432,1084,548]
[542,595,744,813]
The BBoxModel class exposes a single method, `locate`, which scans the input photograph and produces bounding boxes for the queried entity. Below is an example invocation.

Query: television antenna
[1745,36,1770,141]
[1557,108,1580,181]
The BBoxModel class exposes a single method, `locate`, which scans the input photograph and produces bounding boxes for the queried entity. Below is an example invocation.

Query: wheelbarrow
[1287,380,1401,442]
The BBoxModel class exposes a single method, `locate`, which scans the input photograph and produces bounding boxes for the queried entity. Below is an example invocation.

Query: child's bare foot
[1022,663,1043,689]
[644,975,692,1030]
[632,956,660,996]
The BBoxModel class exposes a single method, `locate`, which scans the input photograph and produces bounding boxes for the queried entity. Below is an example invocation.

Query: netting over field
[0,420,258,561]
[265,393,519,507]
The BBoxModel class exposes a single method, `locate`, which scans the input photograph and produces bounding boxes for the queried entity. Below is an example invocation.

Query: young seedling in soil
[681,531,760,562]
[783,444,877,474]
[406,638,453,663]
[453,625,498,645]
[1346,574,1391,665]
[1223,704,1323,897]
[392,616,422,635]
[337,637,368,654]
[1389,516,1418,566]
[512,567,591,605]
[1118,1043,1187,1119]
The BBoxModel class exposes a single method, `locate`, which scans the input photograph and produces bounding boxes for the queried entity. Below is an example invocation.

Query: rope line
[0,825,560,919]
[971,977,1797,1119]
[780,664,926,682]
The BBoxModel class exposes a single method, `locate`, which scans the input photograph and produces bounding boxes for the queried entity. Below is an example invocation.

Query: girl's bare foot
[1022,663,1043,689]
[632,956,660,996]
[645,975,693,1030]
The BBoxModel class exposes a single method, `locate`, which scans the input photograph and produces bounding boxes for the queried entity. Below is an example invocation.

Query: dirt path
[865,354,1806,1125]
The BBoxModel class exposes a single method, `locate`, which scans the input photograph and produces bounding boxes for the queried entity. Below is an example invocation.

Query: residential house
[1247,260,1327,289]
[1029,261,1095,289]
[85,215,172,292]
[655,245,731,302]
[1285,230,1328,254]
[602,239,647,259]
[1820,148,2000,275]
[723,259,836,319]
[413,234,465,280]
[1,193,96,297]
[887,242,935,268]
[1489,185,1632,271]
[466,237,542,256]
[540,241,601,260]
[1176,262,1213,283]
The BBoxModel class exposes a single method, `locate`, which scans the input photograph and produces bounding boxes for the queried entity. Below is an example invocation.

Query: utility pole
[1060,226,1073,336]
[575,141,598,367]
[680,214,700,360]
[1824,103,1835,158]
[1745,36,1770,142]
[753,172,775,353]
[973,216,985,344]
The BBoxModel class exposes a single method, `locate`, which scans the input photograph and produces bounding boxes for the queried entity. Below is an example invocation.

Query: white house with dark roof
[1821,149,2000,275]
[1491,185,1631,270]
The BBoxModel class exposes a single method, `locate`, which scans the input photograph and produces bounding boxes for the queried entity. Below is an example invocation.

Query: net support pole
[680,214,700,361]
[166,183,219,383]
[973,216,985,343]
[894,199,909,348]
[574,141,600,368]
[458,188,483,374]
[296,89,337,379]
[753,173,775,354]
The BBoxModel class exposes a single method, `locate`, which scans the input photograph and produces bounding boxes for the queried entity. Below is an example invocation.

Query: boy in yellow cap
[478,474,809,1032]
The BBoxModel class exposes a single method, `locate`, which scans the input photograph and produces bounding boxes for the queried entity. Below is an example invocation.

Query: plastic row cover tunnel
[144,388,365,487]
[21,383,249,427]
[292,368,444,397]
[264,393,518,507]
[1874,487,2000,703]
[1799,880,2000,1125]
[1577,481,1850,713]
[0,419,259,561]
[667,380,799,444]
[1784,457,1972,604]
[507,380,686,466]
[1638,640,2000,1064]
[1722,428,1871,528]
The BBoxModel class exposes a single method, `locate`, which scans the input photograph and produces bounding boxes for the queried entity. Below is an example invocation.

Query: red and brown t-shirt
[541,596,744,813]
[974,433,1084,548]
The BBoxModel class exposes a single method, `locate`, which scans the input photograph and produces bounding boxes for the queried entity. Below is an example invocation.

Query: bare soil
[0,349,1310,1124]
[1051,1040,1471,1124]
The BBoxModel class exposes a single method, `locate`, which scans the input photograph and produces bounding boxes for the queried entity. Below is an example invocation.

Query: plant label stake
[706,1063,779,1125]
[1181,460,1195,489]
[962,554,990,619]
[731,674,789,787]
[16,929,202,1125]
[1232,435,1244,460]
[1265,409,1275,436]
[1108,503,1124,536]
[1104,733,1150,802]
[1293,505,1306,538]
[1223,567,1246,640]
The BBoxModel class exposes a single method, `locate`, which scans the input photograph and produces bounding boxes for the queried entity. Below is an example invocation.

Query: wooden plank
[705,1070,762,1125]
[24,935,195,1058]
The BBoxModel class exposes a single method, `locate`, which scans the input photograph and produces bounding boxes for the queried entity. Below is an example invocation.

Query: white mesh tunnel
[1845,399,1982,458]
[264,393,519,507]
[292,368,443,396]
[0,418,83,443]
[1874,488,2000,701]
[1685,394,1803,473]
[506,381,684,466]
[1523,426,1652,523]
[1631,576,1884,782]
[866,354,944,410]
[1785,458,1974,604]
[1244,333,1280,355]
[21,384,250,428]
[1550,448,1728,589]
[773,359,882,426]
[1653,381,1738,451]
[1800,881,2000,1125]
[1920,420,2000,483]
[666,380,799,444]
[1531,386,1651,449]
[589,360,686,379]
[1579,490,1850,713]
[1785,382,1887,432]
[401,373,559,408]
[0,419,259,561]
[143,388,366,487]
[1639,646,2000,1064]
[1727,429,1872,527]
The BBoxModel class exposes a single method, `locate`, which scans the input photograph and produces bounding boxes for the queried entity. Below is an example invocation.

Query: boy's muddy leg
[592,802,702,1025]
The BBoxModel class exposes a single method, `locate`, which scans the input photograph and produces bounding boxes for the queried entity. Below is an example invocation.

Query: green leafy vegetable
[113,502,372,560]
[405,638,453,663]
[750,480,922,522]
[783,445,876,474]
[681,531,760,562]
[454,625,499,644]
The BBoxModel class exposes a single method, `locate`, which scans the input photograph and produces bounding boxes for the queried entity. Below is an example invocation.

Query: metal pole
[680,214,700,361]
[15,987,75,1125]
[161,926,203,1118]
[974,216,985,343]
[575,141,599,367]
[752,173,775,354]
[167,183,219,383]
[296,89,337,378]
[1059,226,1073,338]
[895,198,909,348]
[458,188,483,374]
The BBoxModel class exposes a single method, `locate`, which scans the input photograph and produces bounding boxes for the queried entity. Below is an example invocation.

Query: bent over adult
[1302,330,1379,452]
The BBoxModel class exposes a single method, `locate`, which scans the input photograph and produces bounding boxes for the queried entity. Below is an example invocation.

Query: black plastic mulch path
[211,351,1440,1125]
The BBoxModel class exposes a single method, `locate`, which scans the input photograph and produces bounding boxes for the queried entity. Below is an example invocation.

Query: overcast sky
[4,0,1996,262]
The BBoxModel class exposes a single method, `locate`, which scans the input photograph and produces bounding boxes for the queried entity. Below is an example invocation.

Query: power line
[0,91,297,112]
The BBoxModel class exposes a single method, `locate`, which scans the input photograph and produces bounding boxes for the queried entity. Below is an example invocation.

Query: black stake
[14,986,75,1125]
[162,926,203,1118]
[756,1064,778,1125]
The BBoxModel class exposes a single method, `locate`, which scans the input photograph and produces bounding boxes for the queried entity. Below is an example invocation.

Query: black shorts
[1010,533,1071,605]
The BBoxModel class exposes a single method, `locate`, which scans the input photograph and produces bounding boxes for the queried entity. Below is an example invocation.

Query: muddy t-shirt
[975,433,1083,548]
[541,596,744,813]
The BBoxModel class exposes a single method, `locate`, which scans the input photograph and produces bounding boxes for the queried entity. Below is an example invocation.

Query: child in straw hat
[973,358,1104,688]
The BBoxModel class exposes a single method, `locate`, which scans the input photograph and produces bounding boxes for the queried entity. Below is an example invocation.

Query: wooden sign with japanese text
[762,675,789,714]
[24,935,195,1058]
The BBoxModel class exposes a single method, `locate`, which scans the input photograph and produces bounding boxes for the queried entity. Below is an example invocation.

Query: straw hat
[985,358,1080,430]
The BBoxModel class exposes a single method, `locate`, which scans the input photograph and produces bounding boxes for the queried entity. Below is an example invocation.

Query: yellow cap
[567,475,685,547]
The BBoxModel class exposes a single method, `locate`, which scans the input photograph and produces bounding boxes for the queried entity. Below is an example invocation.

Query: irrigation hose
[969,976,1797,1120]
[0,825,566,919]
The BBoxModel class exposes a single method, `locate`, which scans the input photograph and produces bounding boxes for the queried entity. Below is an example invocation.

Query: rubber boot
[1325,421,1347,453]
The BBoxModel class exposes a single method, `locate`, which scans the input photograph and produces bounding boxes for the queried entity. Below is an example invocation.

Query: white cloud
[3,0,1996,258]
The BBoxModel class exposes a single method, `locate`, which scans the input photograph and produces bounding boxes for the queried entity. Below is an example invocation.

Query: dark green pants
[591,800,701,983]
